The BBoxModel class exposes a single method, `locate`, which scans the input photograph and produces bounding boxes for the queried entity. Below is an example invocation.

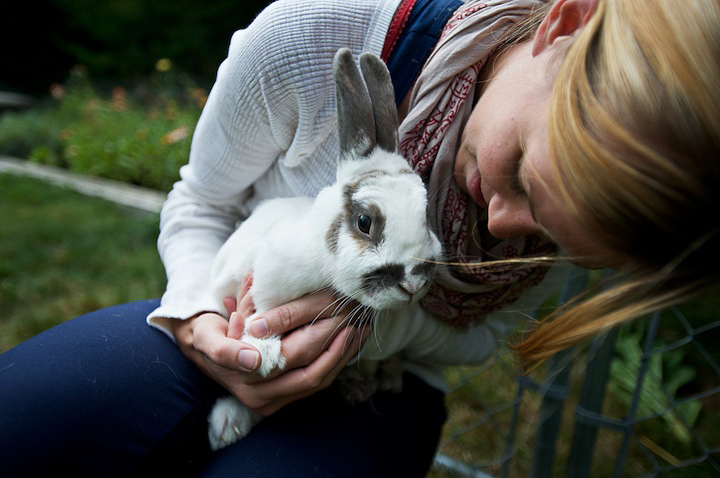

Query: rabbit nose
[397,284,414,302]
[397,280,424,301]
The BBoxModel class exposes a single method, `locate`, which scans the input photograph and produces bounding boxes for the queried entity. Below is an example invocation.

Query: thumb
[193,315,261,373]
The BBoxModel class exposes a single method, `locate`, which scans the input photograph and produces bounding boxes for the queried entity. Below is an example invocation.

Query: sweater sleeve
[147,11,292,334]
[147,0,401,338]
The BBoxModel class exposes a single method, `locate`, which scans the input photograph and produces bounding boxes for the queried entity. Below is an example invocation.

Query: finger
[279,316,349,370]
[313,325,371,390]
[248,328,354,414]
[253,327,370,415]
[256,326,368,404]
[223,297,237,316]
[235,271,255,317]
[247,289,354,339]
[192,315,261,373]
[246,326,372,415]
[227,311,244,340]
[237,290,256,321]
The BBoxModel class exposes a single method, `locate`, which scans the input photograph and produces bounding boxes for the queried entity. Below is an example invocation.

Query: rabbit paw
[208,397,260,451]
[242,335,286,377]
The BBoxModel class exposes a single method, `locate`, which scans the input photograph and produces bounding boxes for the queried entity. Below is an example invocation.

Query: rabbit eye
[357,214,372,235]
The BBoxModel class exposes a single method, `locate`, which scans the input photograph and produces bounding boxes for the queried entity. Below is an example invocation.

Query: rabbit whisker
[317,293,366,350]
[369,309,385,351]
[309,292,353,329]
[340,303,376,355]
[310,293,343,324]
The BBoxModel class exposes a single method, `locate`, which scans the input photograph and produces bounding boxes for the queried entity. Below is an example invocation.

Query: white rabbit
[206,48,442,450]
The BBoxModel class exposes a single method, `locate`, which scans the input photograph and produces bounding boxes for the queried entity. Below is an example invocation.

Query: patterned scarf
[398,0,557,328]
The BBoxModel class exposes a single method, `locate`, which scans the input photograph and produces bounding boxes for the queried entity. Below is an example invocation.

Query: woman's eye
[357,214,372,234]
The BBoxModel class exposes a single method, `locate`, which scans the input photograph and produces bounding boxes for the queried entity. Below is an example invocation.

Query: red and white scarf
[398,0,557,328]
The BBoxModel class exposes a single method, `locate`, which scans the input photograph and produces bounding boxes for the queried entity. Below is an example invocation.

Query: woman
[511,0,720,368]
[1,0,717,476]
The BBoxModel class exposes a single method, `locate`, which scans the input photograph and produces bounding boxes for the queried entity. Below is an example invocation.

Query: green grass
[0,173,166,352]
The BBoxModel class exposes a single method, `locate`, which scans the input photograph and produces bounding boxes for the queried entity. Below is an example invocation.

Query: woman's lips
[467,171,488,209]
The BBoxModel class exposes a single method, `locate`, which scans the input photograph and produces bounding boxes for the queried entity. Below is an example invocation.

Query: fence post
[612,312,662,476]
[565,326,620,477]
[528,349,573,478]
[528,269,588,478]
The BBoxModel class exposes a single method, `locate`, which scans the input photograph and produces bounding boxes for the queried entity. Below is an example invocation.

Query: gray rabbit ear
[334,48,376,158]
[359,53,399,153]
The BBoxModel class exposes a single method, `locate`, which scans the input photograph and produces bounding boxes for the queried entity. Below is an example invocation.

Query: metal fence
[431,269,720,477]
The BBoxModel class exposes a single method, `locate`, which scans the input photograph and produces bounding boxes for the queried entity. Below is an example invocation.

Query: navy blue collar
[384,0,464,106]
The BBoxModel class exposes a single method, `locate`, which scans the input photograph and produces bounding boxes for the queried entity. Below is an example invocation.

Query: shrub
[0,102,70,160]
[0,69,204,192]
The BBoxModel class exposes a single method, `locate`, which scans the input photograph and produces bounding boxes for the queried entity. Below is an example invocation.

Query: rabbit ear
[334,48,377,158]
[359,53,399,153]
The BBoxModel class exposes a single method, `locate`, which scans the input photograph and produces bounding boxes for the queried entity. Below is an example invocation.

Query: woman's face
[454,40,619,268]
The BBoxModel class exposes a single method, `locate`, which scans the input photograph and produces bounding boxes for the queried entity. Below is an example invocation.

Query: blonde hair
[511,0,720,371]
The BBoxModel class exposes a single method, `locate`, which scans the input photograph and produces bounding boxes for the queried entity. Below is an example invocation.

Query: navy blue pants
[0,300,446,476]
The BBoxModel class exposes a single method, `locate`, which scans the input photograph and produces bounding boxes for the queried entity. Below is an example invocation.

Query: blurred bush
[0,67,204,191]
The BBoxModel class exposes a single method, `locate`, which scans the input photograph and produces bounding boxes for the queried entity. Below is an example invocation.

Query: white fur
[205,49,442,450]
[207,396,263,451]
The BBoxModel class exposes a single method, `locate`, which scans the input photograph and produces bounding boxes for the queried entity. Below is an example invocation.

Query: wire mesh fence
[430,269,720,477]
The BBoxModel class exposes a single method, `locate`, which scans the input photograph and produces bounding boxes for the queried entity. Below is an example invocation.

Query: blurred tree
[2,0,271,94]
[2,2,75,94]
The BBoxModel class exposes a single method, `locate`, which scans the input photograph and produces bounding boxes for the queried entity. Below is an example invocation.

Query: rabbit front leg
[241,329,285,378]
[207,313,285,450]
[207,320,284,450]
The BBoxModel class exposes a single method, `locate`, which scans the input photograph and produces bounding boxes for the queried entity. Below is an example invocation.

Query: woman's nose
[487,194,539,239]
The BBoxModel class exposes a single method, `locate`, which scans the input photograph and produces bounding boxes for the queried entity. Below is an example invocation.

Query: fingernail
[229,311,237,322]
[238,349,259,372]
[248,318,268,338]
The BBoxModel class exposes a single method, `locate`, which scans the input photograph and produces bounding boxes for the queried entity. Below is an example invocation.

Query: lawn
[0,173,166,352]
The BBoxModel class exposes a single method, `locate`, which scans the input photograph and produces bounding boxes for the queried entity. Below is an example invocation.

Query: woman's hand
[171,288,368,416]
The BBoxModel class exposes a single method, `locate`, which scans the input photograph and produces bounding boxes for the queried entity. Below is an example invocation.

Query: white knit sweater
[147,0,564,390]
